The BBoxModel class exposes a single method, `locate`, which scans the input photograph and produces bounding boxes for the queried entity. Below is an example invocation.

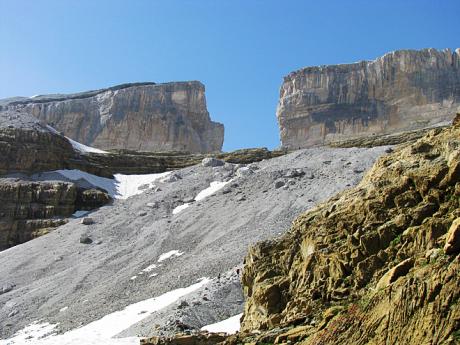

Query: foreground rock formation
[1,81,224,153]
[227,116,460,344]
[278,48,460,149]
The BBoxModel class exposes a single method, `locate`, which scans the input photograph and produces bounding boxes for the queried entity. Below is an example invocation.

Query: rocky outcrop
[225,118,460,344]
[141,332,227,345]
[278,48,460,149]
[0,110,78,175]
[0,179,110,250]
[1,82,224,153]
[329,124,449,148]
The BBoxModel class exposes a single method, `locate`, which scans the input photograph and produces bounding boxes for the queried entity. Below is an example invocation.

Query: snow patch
[1,322,58,343]
[54,169,171,200]
[46,125,108,154]
[66,137,108,154]
[195,181,231,201]
[172,203,190,214]
[158,250,183,262]
[141,263,158,273]
[1,278,210,345]
[201,313,242,334]
[173,180,231,215]
[72,210,90,218]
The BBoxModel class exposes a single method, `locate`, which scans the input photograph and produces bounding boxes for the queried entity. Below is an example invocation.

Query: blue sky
[0,0,459,151]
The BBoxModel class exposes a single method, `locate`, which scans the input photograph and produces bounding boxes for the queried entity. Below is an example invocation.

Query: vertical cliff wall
[1,81,224,153]
[277,48,460,149]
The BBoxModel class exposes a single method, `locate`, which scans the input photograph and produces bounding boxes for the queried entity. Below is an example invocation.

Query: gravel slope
[0,145,390,340]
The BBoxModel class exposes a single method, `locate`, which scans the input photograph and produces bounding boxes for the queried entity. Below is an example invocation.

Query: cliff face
[0,110,113,249]
[0,179,111,250]
[277,48,460,149]
[2,81,224,153]
[236,118,460,344]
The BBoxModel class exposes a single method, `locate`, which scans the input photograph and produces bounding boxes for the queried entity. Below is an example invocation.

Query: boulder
[79,235,93,244]
[146,202,159,208]
[201,157,224,167]
[236,167,254,178]
[81,217,95,225]
[274,180,285,189]
[283,169,305,178]
[1,283,15,295]
[161,173,182,183]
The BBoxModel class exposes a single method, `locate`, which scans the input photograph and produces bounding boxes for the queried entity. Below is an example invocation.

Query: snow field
[1,278,210,345]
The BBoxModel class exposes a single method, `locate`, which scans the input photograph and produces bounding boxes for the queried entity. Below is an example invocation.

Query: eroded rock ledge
[278,48,460,149]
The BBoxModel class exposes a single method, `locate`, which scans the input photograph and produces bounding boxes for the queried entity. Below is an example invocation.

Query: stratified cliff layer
[0,110,78,175]
[277,48,460,149]
[0,179,110,250]
[234,117,460,344]
[1,81,224,153]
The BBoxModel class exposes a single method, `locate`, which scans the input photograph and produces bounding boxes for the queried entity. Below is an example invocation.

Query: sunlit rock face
[2,81,224,153]
[277,48,460,149]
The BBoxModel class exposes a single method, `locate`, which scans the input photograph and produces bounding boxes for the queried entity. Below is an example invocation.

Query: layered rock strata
[0,110,78,175]
[82,147,286,175]
[0,179,110,250]
[232,117,460,344]
[1,82,224,153]
[278,48,460,149]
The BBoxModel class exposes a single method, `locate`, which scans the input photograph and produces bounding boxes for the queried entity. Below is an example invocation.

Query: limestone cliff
[231,116,460,344]
[1,81,224,153]
[278,48,460,149]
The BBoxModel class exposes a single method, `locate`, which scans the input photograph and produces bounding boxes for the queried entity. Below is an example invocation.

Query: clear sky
[0,0,459,151]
